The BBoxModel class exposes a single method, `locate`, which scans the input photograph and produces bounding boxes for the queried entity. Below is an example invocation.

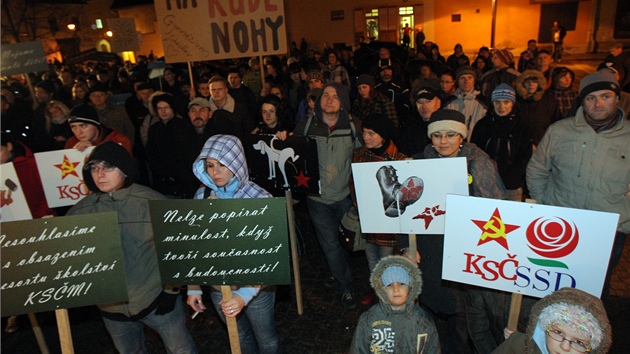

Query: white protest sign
[154,0,288,63]
[0,163,33,222]
[351,158,468,234]
[442,195,619,298]
[35,148,94,208]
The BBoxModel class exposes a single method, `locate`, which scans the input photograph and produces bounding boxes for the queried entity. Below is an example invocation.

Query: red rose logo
[526,217,579,258]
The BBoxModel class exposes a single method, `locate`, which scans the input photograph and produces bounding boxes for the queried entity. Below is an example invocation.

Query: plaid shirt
[352,92,400,129]
[549,86,579,118]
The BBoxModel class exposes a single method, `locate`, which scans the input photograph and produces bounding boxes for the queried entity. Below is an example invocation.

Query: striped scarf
[584,110,622,133]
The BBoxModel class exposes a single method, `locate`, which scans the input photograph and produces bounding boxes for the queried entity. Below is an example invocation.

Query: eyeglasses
[86,161,116,173]
[430,132,460,140]
[546,328,592,353]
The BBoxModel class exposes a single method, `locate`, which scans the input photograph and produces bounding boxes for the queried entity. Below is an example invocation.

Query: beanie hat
[151,93,175,114]
[381,266,410,287]
[415,87,438,101]
[68,104,101,126]
[579,70,620,101]
[456,65,476,81]
[356,74,375,88]
[136,82,154,91]
[491,83,516,103]
[307,70,324,83]
[88,83,108,96]
[82,141,135,192]
[494,49,514,66]
[362,113,394,141]
[248,58,259,68]
[35,80,56,94]
[427,109,467,139]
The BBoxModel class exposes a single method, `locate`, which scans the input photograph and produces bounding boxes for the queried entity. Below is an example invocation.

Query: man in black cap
[88,83,135,146]
[398,87,442,156]
[527,70,630,302]
[67,141,198,353]
[65,104,132,155]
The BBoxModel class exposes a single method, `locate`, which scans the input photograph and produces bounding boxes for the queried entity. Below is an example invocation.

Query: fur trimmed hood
[371,255,422,308]
[516,70,547,101]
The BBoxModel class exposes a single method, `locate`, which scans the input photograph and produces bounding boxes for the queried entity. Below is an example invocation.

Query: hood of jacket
[516,70,546,101]
[524,287,611,354]
[371,255,422,310]
[314,82,352,119]
[193,134,248,194]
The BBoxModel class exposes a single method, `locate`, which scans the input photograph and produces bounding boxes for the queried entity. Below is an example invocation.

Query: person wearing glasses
[493,287,611,354]
[65,104,132,156]
[67,141,198,353]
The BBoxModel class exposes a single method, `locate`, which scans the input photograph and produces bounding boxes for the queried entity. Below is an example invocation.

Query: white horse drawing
[252,137,300,187]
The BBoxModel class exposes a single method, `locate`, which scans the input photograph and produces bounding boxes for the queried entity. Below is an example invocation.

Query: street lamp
[106,31,113,37]
[67,23,76,31]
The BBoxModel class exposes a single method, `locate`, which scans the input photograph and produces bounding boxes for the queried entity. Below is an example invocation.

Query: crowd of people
[2,34,629,353]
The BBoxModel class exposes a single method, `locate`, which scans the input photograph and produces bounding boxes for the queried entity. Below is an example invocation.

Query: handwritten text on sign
[154,0,287,63]
[149,198,290,286]
[1,41,49,76]
[0,213,128,316]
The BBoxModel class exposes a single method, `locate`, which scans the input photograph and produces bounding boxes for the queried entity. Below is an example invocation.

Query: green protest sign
[149,198,290,286]
[1,41,49,76]
[0,213,128,316]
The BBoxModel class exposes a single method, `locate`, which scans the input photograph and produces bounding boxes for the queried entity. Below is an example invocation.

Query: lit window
[366,9,378,18]
[399,7,413,15]
[95,19,103,29]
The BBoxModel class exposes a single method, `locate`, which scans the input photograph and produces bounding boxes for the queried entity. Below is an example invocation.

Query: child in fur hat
[350,255,441,353]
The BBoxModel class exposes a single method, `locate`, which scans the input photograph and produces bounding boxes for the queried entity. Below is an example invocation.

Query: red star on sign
[54,155,80,179]
[472,208,520,250]
[293,171,311,188]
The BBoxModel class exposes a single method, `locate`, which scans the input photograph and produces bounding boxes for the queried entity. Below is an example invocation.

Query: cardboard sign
[1,41,48,76]
[351,158,468,234]
[0,213,128,316]
[149,198,290,286]
[0,163,33,221]
[243,134,320,194]
[442,195,619,298]
[108,18,141,52]
[34,148,94,208]
[154,0,288,63]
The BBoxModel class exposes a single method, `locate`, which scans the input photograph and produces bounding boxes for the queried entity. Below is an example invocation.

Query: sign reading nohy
[0,212,128,316]
[154,0,287,63]
[149,198,291,286]
[1,41,49,76]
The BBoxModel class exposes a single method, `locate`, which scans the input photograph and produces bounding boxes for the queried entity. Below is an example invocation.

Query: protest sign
[149,198,290,286]
[107,18,141,52]
[0,162,33,221]
[351,158,468,234]
[35,148,93,208]
[1,41,48,76]
[1,212,128,316]
[243,134,320,195]
[154,0,288,63]
[442,195,619,298]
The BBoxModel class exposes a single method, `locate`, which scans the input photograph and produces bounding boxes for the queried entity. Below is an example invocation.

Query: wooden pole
[187,61,196,99]
[507,292,523,332]
[285,190,304,315]
[23,73,37,111]
[54,309,74,354]
[221,286,241,354]
[259,55,265,96]
[408,234,418,263]
[27,313,50,354]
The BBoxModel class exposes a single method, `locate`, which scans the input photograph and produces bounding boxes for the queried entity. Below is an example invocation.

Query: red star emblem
[472,208,520,250]
[293,171,311,188]
[54,155,80,179]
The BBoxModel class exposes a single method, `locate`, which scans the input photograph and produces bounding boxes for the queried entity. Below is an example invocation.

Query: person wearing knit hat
[67,141,198,353]
[350,255,440,353]
[515,69,562,143]
[352,75,400,129]
[494,287,611,354]
[403,107,506,353]
[306,69,325,88]
[349,112,407,307]
[527,69,629,303]
[479,49,521,98]
[278,81,362,310]
[444,66,489,142]
[65,104,132,155]
[471,82,535,202]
